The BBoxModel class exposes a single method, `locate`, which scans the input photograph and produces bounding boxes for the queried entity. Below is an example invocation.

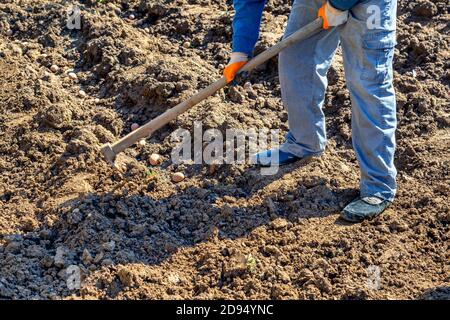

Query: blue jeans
[279,0,397,201]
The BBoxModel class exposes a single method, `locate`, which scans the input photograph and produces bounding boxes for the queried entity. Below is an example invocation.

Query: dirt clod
[81,249,93,265]
[270,218,288,230]
[0,0,448,301]
[54,247,67,268]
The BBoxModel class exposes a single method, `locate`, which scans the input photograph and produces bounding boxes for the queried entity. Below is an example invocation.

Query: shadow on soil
[418,286,450,300]
[0,157,358,298]
[51,157,358,260]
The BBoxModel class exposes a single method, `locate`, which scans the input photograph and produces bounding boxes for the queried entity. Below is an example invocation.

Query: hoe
[101,18,323,168]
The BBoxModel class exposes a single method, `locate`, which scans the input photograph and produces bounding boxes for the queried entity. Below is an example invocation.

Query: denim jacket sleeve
[232,0,266,57]
[232,0,361,56]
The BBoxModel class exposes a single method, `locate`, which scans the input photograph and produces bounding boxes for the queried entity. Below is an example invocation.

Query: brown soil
[0,0,449,300]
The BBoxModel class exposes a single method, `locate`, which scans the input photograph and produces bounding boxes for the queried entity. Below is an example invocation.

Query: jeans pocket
[361,30,396,83]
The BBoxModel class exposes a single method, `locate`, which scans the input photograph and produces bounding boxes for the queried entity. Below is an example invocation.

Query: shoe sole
[340,212,365,223]
[256,157,301,168]
[340,201,391,223]
[340,210,384,223]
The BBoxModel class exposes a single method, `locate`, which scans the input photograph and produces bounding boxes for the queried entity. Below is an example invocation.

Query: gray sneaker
[340,196,391,223]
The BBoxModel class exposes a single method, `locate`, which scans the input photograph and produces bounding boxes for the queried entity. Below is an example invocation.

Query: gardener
[224,0,397,222]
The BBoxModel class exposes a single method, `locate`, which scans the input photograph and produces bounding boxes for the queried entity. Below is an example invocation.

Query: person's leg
[339,0,398,221]
[278,0,340,158]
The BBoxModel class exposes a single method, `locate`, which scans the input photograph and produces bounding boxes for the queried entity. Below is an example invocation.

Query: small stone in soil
[149,153,161,166]
[78,90,86,97]
[183,41,191,49]
[6,30,13,36]
[129,14,135,20]
[50,65,59,73]
[270,218,288,230]
[138,139,146,146]
[172,172,185,183]
[68,72,77,80]
[131,123,139,131]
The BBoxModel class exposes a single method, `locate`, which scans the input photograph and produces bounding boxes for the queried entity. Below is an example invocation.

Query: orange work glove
[223,52,248,83]
[317,1,349,30]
